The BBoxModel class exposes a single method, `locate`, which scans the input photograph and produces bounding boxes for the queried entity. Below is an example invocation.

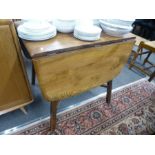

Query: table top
[16,21,155,58]
[21,32,135,59]
[145,41,155,48]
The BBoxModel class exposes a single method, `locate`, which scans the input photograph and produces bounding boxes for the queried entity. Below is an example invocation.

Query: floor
[0,47,154,134]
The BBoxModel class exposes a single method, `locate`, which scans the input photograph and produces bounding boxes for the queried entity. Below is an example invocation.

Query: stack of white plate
[99,19,135,37]
[53,19,76,33]
[17,20,57,41]
[74,25,102,41]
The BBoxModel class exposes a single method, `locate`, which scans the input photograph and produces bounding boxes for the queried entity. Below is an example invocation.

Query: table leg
[148,71,155,82]
[32,64,35,85]
[106,80,112,105]
[50,101,59,132]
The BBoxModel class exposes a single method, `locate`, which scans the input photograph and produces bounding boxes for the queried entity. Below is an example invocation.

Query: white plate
[18,32,57,41]
[17,24,56,36]
[19,30,56,37]
[22,21,52,32]
[73,32,100,41]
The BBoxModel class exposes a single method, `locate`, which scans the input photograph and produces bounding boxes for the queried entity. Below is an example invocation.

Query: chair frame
[129,41,155,79]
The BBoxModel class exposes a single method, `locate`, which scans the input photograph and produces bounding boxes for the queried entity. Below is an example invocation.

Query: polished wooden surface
[0,20,33,114]
[16,21,150,58]
[22,32,135,58]
[33,40,135,101]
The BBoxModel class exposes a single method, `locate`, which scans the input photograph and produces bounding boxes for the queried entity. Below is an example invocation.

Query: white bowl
[54,19,76,33]
[73,25,101,41]
[100,24,131,37]
[99,19,133,30]
[74,32,100,41]
[116,19,135,26]
[74,25,102,37]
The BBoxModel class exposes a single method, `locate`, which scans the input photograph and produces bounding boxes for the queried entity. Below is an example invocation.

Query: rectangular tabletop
[21,32,136,59]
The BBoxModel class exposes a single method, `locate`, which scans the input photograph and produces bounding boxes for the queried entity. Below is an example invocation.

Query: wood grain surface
[22,32,135,58]
[33,40,135,101]
[0,20,33,114]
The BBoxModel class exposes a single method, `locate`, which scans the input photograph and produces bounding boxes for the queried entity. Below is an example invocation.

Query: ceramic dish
[17,24,56,36]
[23,21,52,31]
[100,24,131,37]
[99,19,132,30]
[74,25,102,37]
[54,19,76,33]
[18,31,57,41]
[116,19,135,26]
[73,32,100,41]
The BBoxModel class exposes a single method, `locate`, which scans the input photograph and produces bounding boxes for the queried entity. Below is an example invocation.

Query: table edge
[31,37,136,59]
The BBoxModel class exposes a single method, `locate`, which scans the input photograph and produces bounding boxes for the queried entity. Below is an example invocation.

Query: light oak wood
[0,102,31,115]
[33,40,135,101]
[144,41,155,50]
[0,20,33,114]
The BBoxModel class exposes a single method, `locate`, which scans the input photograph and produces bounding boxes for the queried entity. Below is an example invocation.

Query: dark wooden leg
[32,64,35,85]
[50,101,59,132]
[143,51,152,65]
[106,80,112,105]
[139,48,143,60]
[148,71,155,82]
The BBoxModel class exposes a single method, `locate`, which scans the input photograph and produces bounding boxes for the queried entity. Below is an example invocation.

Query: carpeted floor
[11,79,155,135]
